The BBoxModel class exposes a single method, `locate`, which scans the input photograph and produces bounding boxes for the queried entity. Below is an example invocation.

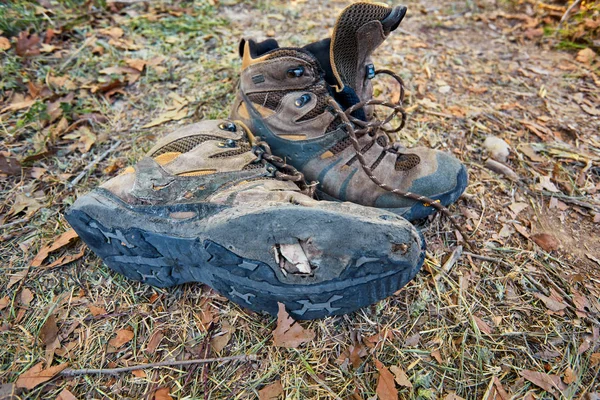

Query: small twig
[70,140,121,187]
[60,355,257,377]
[557,0,582,31]
[485,159,519,182]
[435,245,463,282]
[464,252,512,268]
[0,217,29,230]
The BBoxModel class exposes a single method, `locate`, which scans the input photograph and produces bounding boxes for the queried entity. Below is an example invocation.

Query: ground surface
[1,0,599,399]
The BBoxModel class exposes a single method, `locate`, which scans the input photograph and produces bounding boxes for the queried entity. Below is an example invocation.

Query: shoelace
[329,70,473,250]
[252,140,317,197]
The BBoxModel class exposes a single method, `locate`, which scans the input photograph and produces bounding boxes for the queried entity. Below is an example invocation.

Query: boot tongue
[328,2,407,99]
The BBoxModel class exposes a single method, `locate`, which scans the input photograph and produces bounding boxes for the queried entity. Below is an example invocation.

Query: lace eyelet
[295,94,311,107]
[287,66,305,78]
[218,122,237,132]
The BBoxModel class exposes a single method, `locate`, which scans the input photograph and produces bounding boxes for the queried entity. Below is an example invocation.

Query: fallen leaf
[576,48,597,64]
[258,380,283,400]
[56,388,78,400]
[591,353,600,365]
[531,233,559,252]
[210,321,234,353]
[31,229,79,267]
[0,36,10,51]
[88,304,107,316]
[404,332,421,347]
[62,127,96,153]
[109,329,134,348]
[520,369,566,396]
[390,365,413,388]
[563,367,576,384]
[146,329,164,354]
[375,359,398,400]
[132,370,147,378]
[15,31,41,57]
[20,288,34,306]
[15,362,69,389]
[142,107,188,128]
[125,58,147,72]
[43,246,86,269]
[9,193,42,218]
[431,349,443,364]
[153,387,173,400]
[272,303,315,348]
[0,153,21,176]
[7,269,29,289]
[509,202,528,215]
[445,393,466,400]
[534,292,567,312]
[0,296,10,310]
[473,315,493,335]
[39,314,59,346]
[98,27,124,39]
[535,176,560,193]
[0,384,16,399]
[492,376,510,400]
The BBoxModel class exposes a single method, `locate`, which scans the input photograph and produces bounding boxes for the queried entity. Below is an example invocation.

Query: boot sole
[66,191,425,320]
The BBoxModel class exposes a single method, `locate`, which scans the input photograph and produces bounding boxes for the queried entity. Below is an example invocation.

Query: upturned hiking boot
[65,119,426,319]
[230,2,468,221]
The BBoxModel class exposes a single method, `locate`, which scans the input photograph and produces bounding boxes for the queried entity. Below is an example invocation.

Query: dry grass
[1,0,599,399]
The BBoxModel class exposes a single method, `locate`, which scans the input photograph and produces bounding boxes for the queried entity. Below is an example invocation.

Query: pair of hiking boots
[66,2,468,320]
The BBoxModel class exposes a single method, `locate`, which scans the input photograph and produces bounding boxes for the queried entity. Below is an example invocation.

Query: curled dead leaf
[15,362,69,390]
[531,233,559,252]
[15,31,41,57]
[31,229,79,267]
[272,303,315,348]
[375,359,398,400]
[109,328,134,348]
[258,380,283,400]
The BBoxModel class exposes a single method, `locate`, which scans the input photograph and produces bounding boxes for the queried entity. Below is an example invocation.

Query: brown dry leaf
[591,353,600,365]
[375,359,398,400]
[0,36,10,50]
[62,127,96,153]
[109,329,134,348]
[88,304,106,316]
[210,321,235,353]
[9,193,43,218]
[0,384,16,400]
[153,387,173,400]
[125,58,147,72]
[39,314,59,346]
[258,380,284,400]
[132,370,147,378]
[404,332,421,347]
[445,393,466,400]
[0,153,21,176]
[56,388,78,400]
[15,362,69,389]
[43,246,86,269]
[531,233,559,252]
[20,288,34,306]
[15,31,41,57]
[473,315,493,335]
[520,369,566,397]
[272,303,315,348]
[431,349,443,364]
[563,367,576,384]
[31,229,79,267]
[8,269,29,289]
[390,365,413,388]
[534,292,567,312]
[576,48,597,64]
[98,27,124,39]
[142,107,189,128]
[146,329,164,354]
[492,377,510,400]
[0,296,10,310]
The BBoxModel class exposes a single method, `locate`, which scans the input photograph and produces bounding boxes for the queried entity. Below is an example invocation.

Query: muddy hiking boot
[66,119,426,320]
[230,1,468,221]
